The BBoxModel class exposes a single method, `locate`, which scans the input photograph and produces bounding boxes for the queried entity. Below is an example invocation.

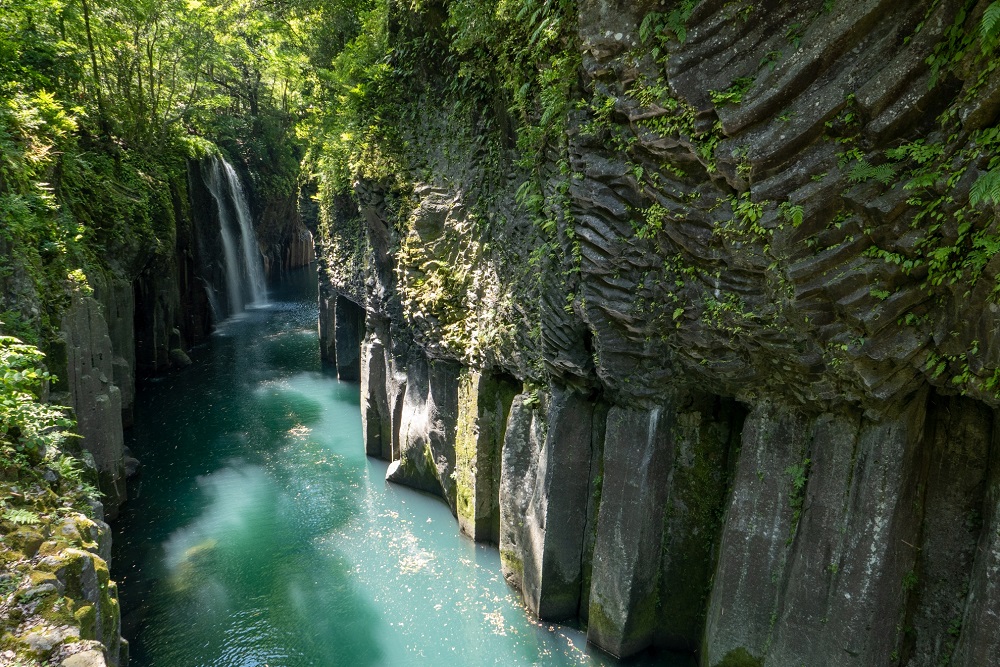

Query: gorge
[4,1,1000,666]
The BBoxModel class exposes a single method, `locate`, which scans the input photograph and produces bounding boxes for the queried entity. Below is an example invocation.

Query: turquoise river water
[112,268,690,667]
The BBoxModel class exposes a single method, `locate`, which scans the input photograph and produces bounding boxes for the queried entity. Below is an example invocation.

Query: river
[112,267,689,667]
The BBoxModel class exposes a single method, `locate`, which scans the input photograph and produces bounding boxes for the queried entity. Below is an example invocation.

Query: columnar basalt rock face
[656,395,742,652]
[953,439,1000,667]
[319,288,338,367]
[588,404,675,657]
[908,396,993,667]
[334,295,365,381]
[386,353,462,505]
[454,370,519,542]
[90,273,136,427]
[520,387,599,620]
[498,392,547,589]
[315,0,1000,664]
[61,295,127,518]
[360,332,391,459]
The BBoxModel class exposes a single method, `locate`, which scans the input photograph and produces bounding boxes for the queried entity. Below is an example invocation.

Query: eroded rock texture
[316,0,1000,664]
[61,295,128,518]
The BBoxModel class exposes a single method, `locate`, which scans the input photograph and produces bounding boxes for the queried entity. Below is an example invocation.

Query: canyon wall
[317,1,1000,664]
[0,155,309,665]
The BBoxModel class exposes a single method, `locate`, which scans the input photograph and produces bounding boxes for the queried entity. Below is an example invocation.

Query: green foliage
[709,77,754,107]
[447,0,580,161]
[718,192,770,240]
[885,139,944,165]
[785,23,804,50]
[779,201,804,227]
[982,1,1000,47]
[0,335,74,453]
[785,460,810,496]
[0,0,314,344]
[848,159,897,185]
[927,4,973,86]
[639,1,697,58]
[2,508,41,526]
[970,168,1000,207]
[634,203,670,239]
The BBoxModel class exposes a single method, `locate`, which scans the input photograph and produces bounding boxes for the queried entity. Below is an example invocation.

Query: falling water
[219,158,268,304]
[204,156,268,316]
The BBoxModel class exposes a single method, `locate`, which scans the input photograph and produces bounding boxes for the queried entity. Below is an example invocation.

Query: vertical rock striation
[314,1,1000,664]
[61,295,127,518]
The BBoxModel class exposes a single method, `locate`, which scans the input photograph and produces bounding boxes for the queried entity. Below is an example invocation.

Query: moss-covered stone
[714,647,763,667]
[500,548,524,582]
[74,604,97,640]
[455,369,519,542]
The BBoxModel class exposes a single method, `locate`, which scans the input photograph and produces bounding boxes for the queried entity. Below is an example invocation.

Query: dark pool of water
[112,267,691,666]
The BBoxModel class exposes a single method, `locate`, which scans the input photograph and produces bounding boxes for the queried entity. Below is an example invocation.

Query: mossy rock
[6,527,46,558]
[500,548,524,580]
[714,647,763,667]
[74,604,97,640]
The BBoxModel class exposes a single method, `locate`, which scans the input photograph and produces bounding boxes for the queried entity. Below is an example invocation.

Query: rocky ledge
[0,449,126,667]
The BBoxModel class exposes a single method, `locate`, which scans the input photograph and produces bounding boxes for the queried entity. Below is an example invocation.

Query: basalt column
[703,402,818,667]
[386,354,461,506]
[655,396,743,653]
[953,411,1000,667]
[319,287,337,367]
[318,288,366,381]
[334,295,365,381]
[706,394,928,667]
[360,320,407,463]
[910,396,995,667]
[499,386,602,620]
[60,294,127,517]
[587,403,674,658]
[454,370,519,543]
[360,326,391,459]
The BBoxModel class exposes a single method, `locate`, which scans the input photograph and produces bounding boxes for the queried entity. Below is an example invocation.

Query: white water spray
[204,156,268,316]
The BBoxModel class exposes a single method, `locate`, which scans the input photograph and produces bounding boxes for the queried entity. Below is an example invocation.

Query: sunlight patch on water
[113,269,690,667]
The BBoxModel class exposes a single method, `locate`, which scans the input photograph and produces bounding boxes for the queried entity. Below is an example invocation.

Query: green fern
[779,201,804,227]
[982,1,1000,46]
[848,160,896,185]
[970,168,1000,207]
[3,508,41,525]
[50,454,84,483]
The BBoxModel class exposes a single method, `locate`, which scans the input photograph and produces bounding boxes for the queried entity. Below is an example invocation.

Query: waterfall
[203,156,268,316]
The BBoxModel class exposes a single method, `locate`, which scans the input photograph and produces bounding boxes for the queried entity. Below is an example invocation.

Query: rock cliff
[316,0,1000,664]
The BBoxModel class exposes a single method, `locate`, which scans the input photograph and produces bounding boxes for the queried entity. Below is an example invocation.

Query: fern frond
[779,202,804,227]
[982,1,1000,44]
[639,12,662,43]
[849,160,896,185]
[970,168,1000,207]
[4,508,40,525]
[871,164,897,185]
[848,160,873,183]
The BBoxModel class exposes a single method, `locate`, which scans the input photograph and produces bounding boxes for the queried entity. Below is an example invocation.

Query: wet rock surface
[316,1,1000,664]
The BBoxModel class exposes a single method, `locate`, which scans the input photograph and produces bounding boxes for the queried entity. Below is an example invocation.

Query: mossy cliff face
[317,0,1000,664]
